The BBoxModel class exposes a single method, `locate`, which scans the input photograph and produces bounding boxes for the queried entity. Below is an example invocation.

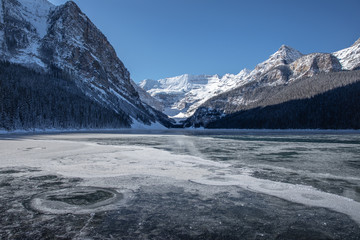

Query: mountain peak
[351,37,360,47]
[237,68,251,77]
[277,44,302,57]
[279,44,292,50]
[63,0,78,8]
[253,44,303,74]
[272,44,303,64]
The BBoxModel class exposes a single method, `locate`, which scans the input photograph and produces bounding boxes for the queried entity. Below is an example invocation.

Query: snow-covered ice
[1,132,360,227]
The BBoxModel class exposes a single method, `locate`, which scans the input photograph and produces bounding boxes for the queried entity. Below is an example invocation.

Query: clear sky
[48,0,360,82]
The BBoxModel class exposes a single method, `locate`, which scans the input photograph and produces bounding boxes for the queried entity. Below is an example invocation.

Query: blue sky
[48,0,360,82]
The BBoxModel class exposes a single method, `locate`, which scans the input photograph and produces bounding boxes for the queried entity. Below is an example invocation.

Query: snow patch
[195,175,360,225]
[334,40,360,70]
[131,118,166,130]
[10,41,47,68]
[17,0,55,38]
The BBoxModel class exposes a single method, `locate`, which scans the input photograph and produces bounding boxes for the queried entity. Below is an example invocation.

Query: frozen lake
[1,130,360,239]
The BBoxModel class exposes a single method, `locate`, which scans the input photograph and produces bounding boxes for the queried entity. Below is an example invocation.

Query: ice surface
[194,175,360,224]
[1,133,360,225]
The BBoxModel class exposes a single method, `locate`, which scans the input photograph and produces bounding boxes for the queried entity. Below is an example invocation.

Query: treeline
[0,61,131,131]
[207,80,360,129]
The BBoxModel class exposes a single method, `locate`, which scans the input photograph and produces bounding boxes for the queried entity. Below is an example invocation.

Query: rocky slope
[0,0,171,128]
[131,80,164,112]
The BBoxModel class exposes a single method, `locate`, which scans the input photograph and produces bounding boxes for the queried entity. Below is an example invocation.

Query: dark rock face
[131,80,165,112]
[41,1,149,120]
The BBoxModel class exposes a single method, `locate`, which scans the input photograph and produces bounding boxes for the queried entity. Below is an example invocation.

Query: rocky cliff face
[0,0,170,127]
[0,0,54,69]
[41,1,149,120]
[289,53,341,79]
[131,79,164,112]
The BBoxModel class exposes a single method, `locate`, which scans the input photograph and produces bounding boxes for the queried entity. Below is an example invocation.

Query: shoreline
[1,128,360,137]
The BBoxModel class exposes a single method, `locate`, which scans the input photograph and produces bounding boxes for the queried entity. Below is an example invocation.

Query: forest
[0,61,132,130]
[207,80,360,129]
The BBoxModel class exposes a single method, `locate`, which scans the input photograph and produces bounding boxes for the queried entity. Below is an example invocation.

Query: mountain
[184,39,359,128]
[0,0,172,130]
[206,71,360,129]
[250,45,303,78]
[138,45,305,120]
[333,38,360,70]
[131,80,164,112]
[140,38,359,128]
[139,70,251,119]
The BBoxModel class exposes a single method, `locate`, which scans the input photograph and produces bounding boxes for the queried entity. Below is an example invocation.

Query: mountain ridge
[139,38,359,127]
[139,69,251,119]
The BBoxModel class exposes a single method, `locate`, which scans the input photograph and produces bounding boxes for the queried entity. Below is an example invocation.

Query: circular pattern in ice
[30,187,126,214]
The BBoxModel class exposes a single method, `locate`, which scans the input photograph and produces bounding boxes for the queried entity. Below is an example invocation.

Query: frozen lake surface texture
[1,130,360,239]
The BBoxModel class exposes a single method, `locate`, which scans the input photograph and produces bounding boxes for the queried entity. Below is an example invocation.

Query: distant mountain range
[139,70,251,119]
[0,0,172,131]
[140,38,360,129]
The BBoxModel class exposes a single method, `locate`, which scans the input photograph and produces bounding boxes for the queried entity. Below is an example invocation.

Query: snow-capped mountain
[0,0,171,128]
[139,69,251,119]
[139,44,304,120]
[141,38,359,126]
[185,40,360,127]
[334,38,360,70]
[250,45,303,78]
